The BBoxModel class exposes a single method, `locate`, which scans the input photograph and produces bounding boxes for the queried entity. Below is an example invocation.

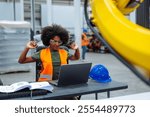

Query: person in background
[33,30,41,42]
[18,24,80,82]
[81,29,89,61]
[33,30,45,46]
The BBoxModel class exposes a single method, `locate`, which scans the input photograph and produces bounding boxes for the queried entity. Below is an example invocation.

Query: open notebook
[0,81,54,99]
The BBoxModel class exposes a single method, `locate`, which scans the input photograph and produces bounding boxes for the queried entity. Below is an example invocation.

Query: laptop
[49,63,92,87]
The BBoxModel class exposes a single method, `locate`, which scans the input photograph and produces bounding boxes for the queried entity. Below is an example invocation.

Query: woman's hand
[26,41,38,49]
[69,42,78,50]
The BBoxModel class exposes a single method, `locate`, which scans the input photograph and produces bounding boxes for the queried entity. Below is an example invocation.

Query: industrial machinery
[84,0,150,85]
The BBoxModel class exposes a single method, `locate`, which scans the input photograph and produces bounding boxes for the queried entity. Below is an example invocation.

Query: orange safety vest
[38,48,68,82]
[81,33,89,46]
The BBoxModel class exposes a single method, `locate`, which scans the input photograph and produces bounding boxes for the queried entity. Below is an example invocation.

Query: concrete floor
[0,52,149,99]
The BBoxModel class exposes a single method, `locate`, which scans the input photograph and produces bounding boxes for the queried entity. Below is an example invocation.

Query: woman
[18,24,80,82]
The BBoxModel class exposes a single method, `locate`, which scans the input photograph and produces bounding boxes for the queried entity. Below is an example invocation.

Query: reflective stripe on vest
[38,48,68,82]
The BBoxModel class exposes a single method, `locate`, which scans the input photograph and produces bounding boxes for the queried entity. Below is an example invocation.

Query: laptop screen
[57,63,92,87]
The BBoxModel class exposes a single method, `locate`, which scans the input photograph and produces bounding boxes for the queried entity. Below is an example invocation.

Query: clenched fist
[69,42,78,50]
[26,41,38,49]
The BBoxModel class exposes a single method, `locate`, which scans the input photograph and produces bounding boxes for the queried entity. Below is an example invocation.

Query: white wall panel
[0,3,22,21]
[41,4,84,34]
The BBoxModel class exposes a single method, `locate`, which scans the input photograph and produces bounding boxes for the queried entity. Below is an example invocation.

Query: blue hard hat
[83,28,88,33]
[89,64,112,83]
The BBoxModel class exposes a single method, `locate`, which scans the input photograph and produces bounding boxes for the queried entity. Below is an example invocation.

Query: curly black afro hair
[41,24,69,46]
